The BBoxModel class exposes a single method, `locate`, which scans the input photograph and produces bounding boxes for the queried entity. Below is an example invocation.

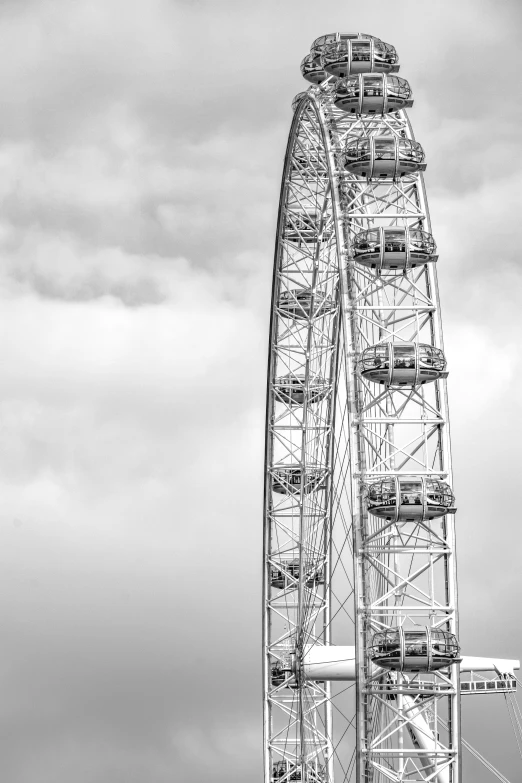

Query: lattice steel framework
[263,65,460,783]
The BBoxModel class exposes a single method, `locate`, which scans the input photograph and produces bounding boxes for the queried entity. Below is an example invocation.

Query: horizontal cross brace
[348,306,435,311]
[357,418,445,424]
[355,471,448,478]
[347,213,426,219]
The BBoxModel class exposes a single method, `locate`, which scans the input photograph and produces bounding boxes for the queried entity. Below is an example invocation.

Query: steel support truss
[263,82,459,783]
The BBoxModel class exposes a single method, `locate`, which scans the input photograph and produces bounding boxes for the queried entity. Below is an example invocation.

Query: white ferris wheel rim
[263,50,461,783]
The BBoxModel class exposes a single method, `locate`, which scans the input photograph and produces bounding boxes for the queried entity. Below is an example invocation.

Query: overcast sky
[0,0,521,781]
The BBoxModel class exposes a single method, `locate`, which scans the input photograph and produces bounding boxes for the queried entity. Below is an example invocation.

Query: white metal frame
[263,70,460,783]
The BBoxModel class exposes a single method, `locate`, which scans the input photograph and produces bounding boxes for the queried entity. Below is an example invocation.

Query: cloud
[0,0,520,780]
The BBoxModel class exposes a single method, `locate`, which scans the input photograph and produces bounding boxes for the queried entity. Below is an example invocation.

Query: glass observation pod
[271,661,297,689]
[273,762,325,782]
[343,136,426,179]
[310,32,381,63]
[320,38,399,78]
[370,627,461,672]
[270,560,325,589]
[278,289,335,320]
[300,54,330,85]
[274,374,329,406]
[334,74,413,114]
[352,227,438,270]
[272,762,305,782]
[367,476,456,522]
[359,342,448,386]
[272,466,327,495]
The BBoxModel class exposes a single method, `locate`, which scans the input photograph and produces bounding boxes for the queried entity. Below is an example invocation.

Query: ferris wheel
[262,32,521,783]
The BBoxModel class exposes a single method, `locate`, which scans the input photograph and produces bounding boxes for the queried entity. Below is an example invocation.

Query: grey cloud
[0,0,520,781]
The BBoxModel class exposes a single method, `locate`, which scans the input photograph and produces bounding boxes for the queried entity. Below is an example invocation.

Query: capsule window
[374,41,398,65]
[393,345,415,369]
[361,344,389,371]
[337,77,359,97]
[352,41,371,61]
[404,633,428,656]
[387,75,411,99]
[374,139,395,159]
[358,140,371,158]
[397,139,424,162]
[400,481,422,506]
[368,479,395,505]
[384,230,406,250]
[312,34,336,49]
[363,75,383,96]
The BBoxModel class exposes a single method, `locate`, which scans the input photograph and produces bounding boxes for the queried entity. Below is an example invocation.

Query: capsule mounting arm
[301,645,520,680]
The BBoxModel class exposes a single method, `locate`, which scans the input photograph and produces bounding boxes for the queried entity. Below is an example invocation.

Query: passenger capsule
[310,32,381,63]
[270,560,325,590]
[370,627,461,672]
[271,661,297,689]
[273,762,325,782]
[320,38,399,78]
[272,762,302,781]
[300,54,329,85]
[334,74,413,114]
[352,227,438,270]
[272,466,327,495]
[367,476,456,522]
[274,374,329,406]
[278,289,335,320]
[359,343,448,386]
[343,136,426,179]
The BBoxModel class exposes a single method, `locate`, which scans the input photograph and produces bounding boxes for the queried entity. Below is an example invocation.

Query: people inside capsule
[271,560,299,589]
[319,38,398,78]
[370,627,461,672]
[343,137,426,178]
[272,762,304,781]
[273,762,324,782]
[278,288,335,320]
[351,227,438,270]
[394,346,415,369]
[271,559,325,589]
[310,32,381,63]
[359,342,447,385]
[272,466,327,495]
[334,74,413,114]
[271,661,296,688]
[367,476,456,521]
[274,374,329,406]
